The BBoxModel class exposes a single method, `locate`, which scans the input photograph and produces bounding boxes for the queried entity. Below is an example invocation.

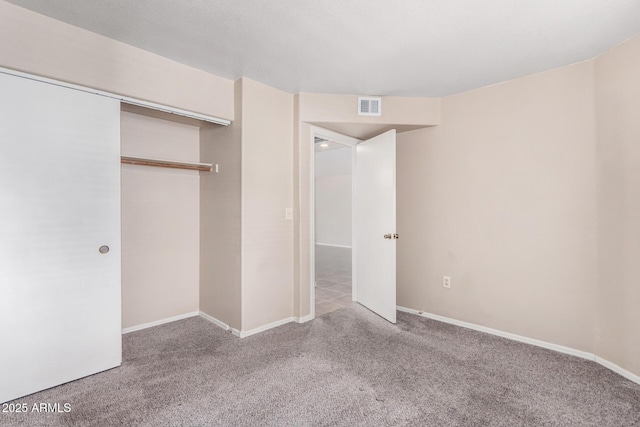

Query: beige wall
[200,78,295,333]
[121,111,200,329]
[594,36,640,376]
[0,1,234,120]
[241,78,295,331]
[199,81,243,331]
[396,61,599,353]
[394,37,640,377]
[298,93,440,125]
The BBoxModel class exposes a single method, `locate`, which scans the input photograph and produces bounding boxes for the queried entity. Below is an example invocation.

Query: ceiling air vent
[358,97,381,116]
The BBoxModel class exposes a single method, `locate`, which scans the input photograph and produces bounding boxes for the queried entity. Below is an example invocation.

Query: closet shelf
[121,156,212,172]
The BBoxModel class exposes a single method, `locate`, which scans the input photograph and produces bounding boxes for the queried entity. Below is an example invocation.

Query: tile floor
[315,244,354,316]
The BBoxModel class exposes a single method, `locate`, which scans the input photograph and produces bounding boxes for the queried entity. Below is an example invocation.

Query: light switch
[285,208,292,220]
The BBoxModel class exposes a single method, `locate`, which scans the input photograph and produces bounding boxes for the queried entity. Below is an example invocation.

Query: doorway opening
[310,127,359,318]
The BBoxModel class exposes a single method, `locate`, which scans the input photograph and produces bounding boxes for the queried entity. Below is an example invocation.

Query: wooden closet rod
[121,156,213,172]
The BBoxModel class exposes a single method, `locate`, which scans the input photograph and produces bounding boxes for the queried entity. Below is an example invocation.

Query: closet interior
[120,104,223,331]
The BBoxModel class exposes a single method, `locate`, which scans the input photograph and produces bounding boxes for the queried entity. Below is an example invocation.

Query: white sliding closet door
[0,72,122,403]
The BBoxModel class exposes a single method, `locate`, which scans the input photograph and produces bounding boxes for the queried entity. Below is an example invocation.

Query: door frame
[309,125,361,320]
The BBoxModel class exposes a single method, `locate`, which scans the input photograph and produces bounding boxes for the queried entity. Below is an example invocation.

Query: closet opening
[120,104,222,332]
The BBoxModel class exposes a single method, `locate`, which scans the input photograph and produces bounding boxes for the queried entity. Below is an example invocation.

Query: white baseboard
[200,312,311,337]
[595,356,640,385]
[315,242,352,249]
[397,306,640,385]
[296,313,314,323]
[122,311,199,334]
[397,306,593,360]
[199,311,241,337]
[239,317,296,338]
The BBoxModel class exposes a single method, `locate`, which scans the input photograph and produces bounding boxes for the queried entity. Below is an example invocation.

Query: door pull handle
[384,233,392,239]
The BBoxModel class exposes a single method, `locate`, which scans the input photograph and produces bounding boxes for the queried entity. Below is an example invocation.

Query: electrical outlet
[443,276,451,288]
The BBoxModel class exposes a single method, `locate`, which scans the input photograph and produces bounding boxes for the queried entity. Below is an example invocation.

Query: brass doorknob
[384,233,392,239]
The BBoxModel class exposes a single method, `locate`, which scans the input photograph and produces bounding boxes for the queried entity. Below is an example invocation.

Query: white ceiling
[7,0,640,97]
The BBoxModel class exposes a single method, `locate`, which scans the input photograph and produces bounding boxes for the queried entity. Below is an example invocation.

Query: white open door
[0,72,122,403]
[355,129,397,323]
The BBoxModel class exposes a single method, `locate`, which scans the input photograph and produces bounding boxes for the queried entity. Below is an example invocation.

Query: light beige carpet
[4,305,640,426]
